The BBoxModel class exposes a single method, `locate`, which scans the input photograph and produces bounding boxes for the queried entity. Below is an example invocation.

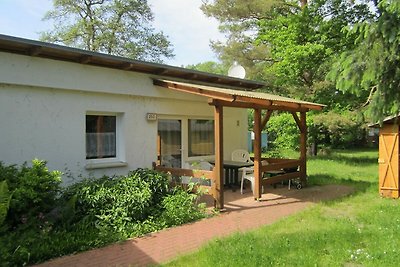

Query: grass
[163,148,400,267]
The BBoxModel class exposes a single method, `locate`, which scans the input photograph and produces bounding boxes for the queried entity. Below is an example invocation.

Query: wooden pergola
[154,79,324,209]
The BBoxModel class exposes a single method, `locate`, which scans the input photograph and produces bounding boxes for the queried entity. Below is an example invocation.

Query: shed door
[379,128,399,198]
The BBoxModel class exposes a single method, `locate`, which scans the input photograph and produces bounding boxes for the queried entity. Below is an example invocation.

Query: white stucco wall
[0,52,248,183]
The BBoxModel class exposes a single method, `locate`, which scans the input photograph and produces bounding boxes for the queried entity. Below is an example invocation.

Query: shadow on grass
[308,173,372,196]
[309,154,378,166]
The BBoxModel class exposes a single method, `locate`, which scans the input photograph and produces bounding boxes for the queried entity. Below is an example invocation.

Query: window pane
[158,119,182,168]
[188,119,214,157]
[86,115,116,159]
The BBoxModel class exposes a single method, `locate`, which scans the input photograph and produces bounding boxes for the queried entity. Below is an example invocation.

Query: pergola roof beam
[154,79,236,102]
[154,79,324,111]
[208,99,310,112]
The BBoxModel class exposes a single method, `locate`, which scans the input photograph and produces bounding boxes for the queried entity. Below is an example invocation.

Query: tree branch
[363,85,377,107]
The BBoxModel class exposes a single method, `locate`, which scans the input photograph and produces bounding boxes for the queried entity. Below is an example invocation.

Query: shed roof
[154,79,325,112]
[369,114,400,127]
[0,34,264,90]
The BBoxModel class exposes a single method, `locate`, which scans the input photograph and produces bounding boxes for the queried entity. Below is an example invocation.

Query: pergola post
[214,104,224,209]
[300,111,307,185]
[253,108,262,199]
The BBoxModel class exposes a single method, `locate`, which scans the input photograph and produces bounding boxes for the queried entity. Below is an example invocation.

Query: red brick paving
[35,184,353,267]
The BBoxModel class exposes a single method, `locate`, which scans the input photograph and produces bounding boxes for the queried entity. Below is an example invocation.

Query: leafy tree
[202,0,374,108]
[41,0,174,63]
[203,0,376,149]
[328,0,400,122]
[200,0,290,81]
[256,0,373,105]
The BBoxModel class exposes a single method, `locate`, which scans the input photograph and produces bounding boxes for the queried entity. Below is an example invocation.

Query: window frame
[85,111,126,169]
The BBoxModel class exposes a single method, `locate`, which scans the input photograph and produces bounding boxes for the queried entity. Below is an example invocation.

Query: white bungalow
[0,35,323,208]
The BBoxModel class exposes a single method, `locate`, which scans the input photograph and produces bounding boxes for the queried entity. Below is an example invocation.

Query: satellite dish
[228,61,246,79]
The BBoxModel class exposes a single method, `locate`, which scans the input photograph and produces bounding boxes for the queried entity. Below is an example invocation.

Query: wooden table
[210,160,254,187]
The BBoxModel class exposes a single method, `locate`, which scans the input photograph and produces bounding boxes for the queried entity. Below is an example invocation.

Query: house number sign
[146,113,157,121]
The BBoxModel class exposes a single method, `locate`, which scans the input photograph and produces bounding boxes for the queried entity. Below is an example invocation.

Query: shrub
[266,113,300,150]
[61,169,170,232]
[0,181,12,227]
[0,159,62,228]
[161,188,206,227]
[266,111,366,152]
[0,164,208,266]
[312,111,365,149]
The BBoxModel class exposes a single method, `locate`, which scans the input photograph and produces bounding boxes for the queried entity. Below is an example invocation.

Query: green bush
[312,111,365,149]
[0,181,12,227]
[0,164,208,266]
[266,111,366,152]
[61,169,170,232]
[266,113,300,150]
[161,188,206,226]
[0,159,62,228]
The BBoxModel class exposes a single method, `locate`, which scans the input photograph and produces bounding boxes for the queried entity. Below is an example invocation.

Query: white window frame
[85,111,127,170]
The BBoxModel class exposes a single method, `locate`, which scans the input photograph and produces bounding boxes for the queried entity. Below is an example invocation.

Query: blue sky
[0,0,225,67]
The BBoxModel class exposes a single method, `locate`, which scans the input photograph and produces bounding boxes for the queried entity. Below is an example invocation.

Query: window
[86,115,116,159]
[188,119,214,157]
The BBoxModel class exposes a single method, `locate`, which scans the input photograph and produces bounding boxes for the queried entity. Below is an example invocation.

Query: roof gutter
[0,34,266,90]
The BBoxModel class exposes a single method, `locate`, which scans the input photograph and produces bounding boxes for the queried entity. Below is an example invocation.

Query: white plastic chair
[240,167,255,194]
[240,160,269,194]
[232,149,254,190]
[231,149,253,163]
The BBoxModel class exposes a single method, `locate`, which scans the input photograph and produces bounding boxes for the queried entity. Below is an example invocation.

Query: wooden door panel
[379,131,399,198]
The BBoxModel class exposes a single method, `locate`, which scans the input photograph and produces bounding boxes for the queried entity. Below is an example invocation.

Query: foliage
[202,0,374,100]
[328,0,400,123]
[61,168,170,232]
[205,0,375,154]
[0,181,12,227]
[266,112,300,150]
[0,159,62,228]
[161,189,206,226]
[185,61,228,75]
[256,0,373,102]
[265,111,366,152]
[0,163,208,266]
[41,0,174,62]
[164,149,381,267]
[312,111,366,149]
[201,0,286,81]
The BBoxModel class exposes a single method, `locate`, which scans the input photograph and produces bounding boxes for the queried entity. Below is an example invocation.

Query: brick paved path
[36,185,353,267]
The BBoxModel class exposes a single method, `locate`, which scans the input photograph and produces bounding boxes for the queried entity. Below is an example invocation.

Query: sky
[0,0,225,67]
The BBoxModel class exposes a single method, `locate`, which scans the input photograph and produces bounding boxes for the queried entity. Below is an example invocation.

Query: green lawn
[164,148,400,267]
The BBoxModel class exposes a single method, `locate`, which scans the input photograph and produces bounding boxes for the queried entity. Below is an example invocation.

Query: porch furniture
[231,149,253,163]
[231,149,254,185]
[209,160,254,187]
[240,160,275,194]
[240,166,256,194]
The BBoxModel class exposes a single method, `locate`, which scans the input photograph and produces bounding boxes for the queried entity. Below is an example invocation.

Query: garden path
[36,184,353,267]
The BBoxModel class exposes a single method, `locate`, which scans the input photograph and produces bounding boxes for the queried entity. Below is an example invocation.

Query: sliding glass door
[157,119,182,168]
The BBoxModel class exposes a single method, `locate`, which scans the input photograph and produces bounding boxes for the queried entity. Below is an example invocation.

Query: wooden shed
[376,115,400,198]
